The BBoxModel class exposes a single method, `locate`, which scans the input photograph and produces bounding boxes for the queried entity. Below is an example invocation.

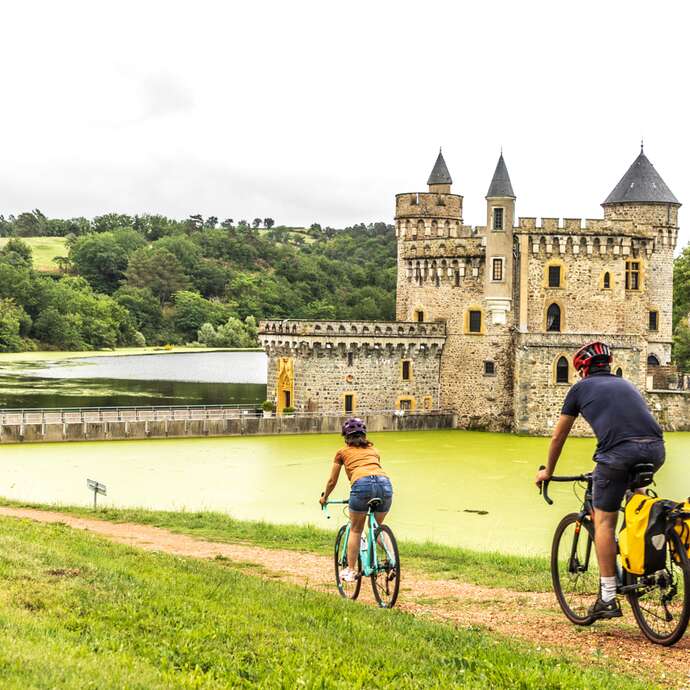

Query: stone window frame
[552,353,572,385]
[490,256,505,283]
[492,206,504,231]
[544,300,565,333]
[343,391,357,414]
[413,306,427,322]
[464,306,485,335]
[624,258,644,292]
[648,308,659,332]
[396,396,416,411]
[401,359,413,382]
[599,269,614,290]
[483,360,496,376]
[543,259,566,289]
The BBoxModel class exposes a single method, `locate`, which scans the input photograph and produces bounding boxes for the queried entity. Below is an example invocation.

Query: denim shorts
[592,438,665,512]
[349,475,393,514]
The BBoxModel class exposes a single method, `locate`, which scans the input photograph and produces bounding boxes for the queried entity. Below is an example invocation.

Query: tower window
[468,310,482,333]
[454,270,460,287]
[401,360,412,381]
[548,265,562,288]
[398,397,413,411]
[625,260,641,290]
[347,351,354,367]
[344,394,354,413]
[603,272,611,289]
[484,360,495,376]
[546,303,561,332]
[556,356,569,384]
[492,207,504,231]
[492,258,504,282]
[647,354,660,366]
[414,309,424,322]
[615,367,623,377]
[648,310,659,331]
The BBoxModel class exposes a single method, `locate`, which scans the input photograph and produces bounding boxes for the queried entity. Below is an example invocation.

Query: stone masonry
[260,146,689,434]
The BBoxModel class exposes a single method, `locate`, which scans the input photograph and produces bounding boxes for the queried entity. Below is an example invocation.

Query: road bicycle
[539,463,690,645]
[322,498,400,608]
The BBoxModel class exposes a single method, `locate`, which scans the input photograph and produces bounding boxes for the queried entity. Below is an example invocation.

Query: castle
[259,147,687,434]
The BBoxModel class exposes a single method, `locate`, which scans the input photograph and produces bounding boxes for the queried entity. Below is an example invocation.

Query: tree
[673,245,690,330]
[92,213,134,233]
[0,298,30,351]
[237,220,249,231]
[673,318,690,373]
[0,238,33,268]
[173,291,229,342]
[221,218,234,229]
[186,214,204,233]
[14,209,47,236]
[204,216,218,229]
[125,248,190,304]
[114,286,163,342]
[252,218,262,229]
[263,218,275,229]
[33,307,85,350]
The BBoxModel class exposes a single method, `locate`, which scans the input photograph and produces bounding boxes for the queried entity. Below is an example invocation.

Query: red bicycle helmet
[342,417,367,437]
[573,341,612,377]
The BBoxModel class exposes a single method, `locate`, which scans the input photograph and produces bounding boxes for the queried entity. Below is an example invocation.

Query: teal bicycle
[323,498,400,608]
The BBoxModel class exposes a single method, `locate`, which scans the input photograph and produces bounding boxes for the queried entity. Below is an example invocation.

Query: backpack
[618,494,673,576]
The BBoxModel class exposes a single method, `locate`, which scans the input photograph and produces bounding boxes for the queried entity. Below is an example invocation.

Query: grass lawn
[0,516,655,689]
[0,499,551,592]
[0,237,67,273]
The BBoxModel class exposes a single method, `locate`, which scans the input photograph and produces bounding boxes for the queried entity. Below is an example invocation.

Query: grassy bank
[0,499,550,591]
[0,516,655,689]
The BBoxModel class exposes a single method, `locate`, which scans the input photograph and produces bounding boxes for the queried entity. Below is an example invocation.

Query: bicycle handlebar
[321,499,349,520]
[538,465,591,505]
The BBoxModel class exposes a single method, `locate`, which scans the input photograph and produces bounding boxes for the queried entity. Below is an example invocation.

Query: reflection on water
[0,351,268,408]
[1,429,688,554]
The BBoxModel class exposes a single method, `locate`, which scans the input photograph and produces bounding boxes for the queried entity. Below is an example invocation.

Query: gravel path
[1,506,688,688]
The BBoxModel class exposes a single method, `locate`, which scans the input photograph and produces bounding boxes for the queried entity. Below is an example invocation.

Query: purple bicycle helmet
[342,417,367,437]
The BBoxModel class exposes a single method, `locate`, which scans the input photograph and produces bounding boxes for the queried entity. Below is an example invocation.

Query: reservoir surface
[1,429,688,555]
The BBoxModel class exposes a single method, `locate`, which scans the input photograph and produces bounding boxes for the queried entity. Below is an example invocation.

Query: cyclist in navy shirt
[534,341,665,620]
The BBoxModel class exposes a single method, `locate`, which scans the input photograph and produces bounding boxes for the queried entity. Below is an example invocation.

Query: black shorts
[592,439,665,512]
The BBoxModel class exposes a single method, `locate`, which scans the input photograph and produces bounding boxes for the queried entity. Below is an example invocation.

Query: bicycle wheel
[370,525,400,609]
[626,529,690,646]
[551,513,599,625]
[334,524,362,600]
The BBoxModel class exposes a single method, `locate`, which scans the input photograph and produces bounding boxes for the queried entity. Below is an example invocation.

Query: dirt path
[1,506,688,688]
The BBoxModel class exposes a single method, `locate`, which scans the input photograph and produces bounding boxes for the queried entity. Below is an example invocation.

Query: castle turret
[484,152,516,325]
[427,149,453,194]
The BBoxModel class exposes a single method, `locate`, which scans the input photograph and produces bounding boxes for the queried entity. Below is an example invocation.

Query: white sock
[601,576,617,602]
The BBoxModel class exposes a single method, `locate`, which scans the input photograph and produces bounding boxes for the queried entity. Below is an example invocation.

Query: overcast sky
[1,1,688,245]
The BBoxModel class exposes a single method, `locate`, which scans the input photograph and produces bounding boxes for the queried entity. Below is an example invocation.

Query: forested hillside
[0,211,396,352]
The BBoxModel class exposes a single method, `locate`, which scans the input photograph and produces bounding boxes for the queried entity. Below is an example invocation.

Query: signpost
[87,479,107,510]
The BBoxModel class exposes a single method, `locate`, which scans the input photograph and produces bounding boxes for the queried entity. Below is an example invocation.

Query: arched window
[546,303,561,332]
[615,367,623,377]
[603,272,611,289]
[647,354,660,366]
[556,356,569,384]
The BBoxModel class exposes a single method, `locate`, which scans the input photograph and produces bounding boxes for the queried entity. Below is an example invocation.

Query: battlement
[259,319,446,355]
[395,192,463,222]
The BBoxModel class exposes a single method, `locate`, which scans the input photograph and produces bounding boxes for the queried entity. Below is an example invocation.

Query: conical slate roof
[604,149,679,205]
[486,153,515,198]
[427,149,452,186]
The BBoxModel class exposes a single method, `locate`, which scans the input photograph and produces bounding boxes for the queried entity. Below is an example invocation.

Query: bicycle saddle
[629,463,655,489]
[368,498,383,509]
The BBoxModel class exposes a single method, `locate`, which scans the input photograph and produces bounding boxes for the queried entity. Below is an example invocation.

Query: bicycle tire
[551,512,599,625]
[370,525,400,609]
[626,529,690,646]
[334,524,362,600]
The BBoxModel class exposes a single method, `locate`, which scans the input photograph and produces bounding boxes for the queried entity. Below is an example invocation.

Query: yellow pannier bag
[618,494,669,576]
[671,501,690,564]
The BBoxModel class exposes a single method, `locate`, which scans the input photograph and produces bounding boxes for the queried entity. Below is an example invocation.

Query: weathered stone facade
[260,147,687,434]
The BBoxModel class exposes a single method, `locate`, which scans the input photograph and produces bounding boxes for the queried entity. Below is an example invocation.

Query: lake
[0,351,268,408]
[1,429,688,554]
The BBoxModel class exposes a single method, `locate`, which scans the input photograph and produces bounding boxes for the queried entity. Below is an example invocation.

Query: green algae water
[1,430,689,555]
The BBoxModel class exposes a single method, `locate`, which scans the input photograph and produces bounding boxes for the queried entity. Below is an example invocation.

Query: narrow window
[454,270,460,287]
[548,265,561,288]
[603,272,611,289]
[492,258,503,282]
[283,390,291,408]
[615,367,623,377]
[347,351,354,367]
[492,207,504,231]
[435,273,440,287]
[423,396,433,410]
[402,360,411,381]
[647,354,660,366]
[468,310,482,333]
[414,309,424,322]
[344,394,354,413]
[399,398,413,411]
[484,361,495,376]
[649,310,658,331]
[546,303,561,332]
[556,356,569,384]
[625,261,641,290]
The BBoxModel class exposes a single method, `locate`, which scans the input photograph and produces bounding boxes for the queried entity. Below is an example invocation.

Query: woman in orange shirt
[319,417,393,582]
